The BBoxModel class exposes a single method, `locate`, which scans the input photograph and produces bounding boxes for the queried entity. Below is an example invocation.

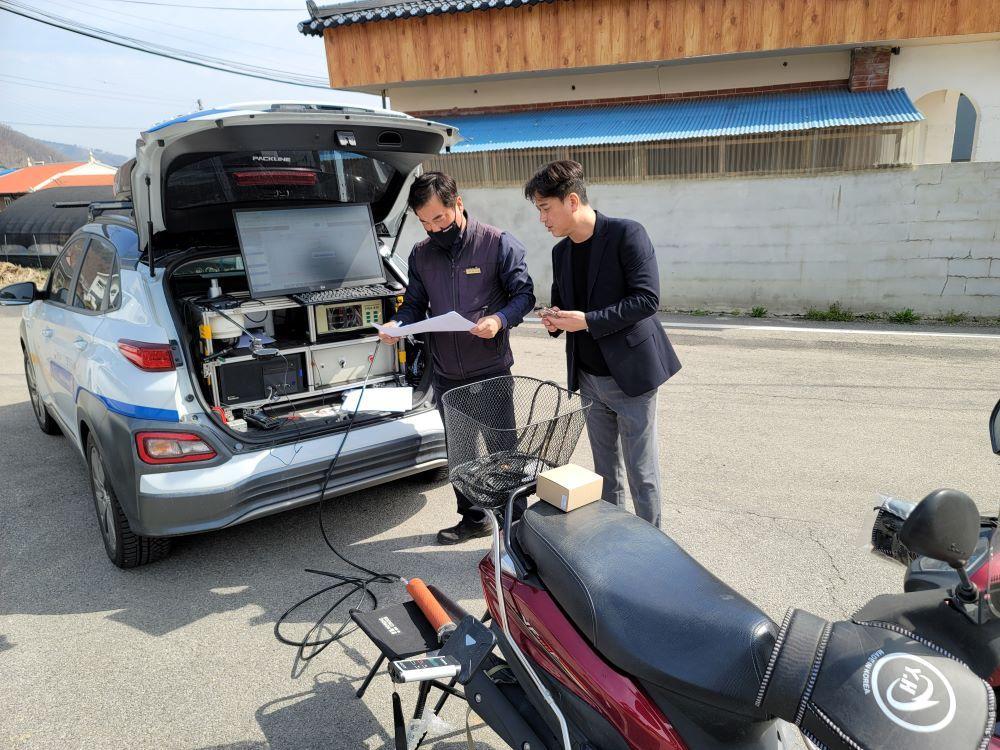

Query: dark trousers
[434,370,524,526]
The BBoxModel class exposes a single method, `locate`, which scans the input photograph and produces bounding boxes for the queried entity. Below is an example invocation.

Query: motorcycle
[419,378,1000,750]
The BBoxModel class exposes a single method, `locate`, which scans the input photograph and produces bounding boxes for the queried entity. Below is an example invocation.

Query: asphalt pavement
[2,306,998,749]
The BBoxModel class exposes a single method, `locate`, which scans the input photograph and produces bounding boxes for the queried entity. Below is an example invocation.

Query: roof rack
[52,200,134,221]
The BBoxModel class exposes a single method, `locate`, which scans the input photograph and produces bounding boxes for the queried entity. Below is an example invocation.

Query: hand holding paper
[374,311,476,337]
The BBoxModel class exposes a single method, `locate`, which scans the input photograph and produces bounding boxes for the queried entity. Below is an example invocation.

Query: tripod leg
[392,690,408,750]
[430,675,459,715]
[356,654,385,698]
[412,680,432,719]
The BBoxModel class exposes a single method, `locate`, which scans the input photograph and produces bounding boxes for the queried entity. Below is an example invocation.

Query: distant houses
[0,156,116,209]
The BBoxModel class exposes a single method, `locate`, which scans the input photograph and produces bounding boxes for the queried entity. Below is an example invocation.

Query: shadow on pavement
[0,397,489,640]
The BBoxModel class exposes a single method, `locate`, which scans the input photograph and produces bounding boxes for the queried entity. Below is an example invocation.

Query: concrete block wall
[397,162,1000,317]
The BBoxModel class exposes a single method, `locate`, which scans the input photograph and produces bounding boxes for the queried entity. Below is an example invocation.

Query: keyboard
[291,284,399,305]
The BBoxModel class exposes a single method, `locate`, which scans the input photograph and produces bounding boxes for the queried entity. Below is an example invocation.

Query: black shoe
[436,519,491,545]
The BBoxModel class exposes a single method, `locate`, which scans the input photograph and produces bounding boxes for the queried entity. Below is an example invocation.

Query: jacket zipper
[450,255,465,379]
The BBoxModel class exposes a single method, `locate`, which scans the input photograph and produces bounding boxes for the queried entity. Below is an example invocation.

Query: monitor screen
[234,204,385,298]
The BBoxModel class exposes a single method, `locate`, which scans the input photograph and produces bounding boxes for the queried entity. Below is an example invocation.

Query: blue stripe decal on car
[146,108,238,132]
[99,395,180,422]
[76,387,180,422]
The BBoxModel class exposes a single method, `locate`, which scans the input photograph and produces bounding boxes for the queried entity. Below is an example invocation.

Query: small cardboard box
[536,464,603,512]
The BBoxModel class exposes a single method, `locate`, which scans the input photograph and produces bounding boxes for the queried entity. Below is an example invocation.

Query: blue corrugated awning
[445,89,923,153]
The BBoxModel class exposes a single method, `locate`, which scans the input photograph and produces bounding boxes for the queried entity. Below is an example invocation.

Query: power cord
[273,340,406,661]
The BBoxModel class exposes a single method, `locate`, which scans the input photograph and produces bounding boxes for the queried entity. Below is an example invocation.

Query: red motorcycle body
[480,556,690,750]
[480,556,1000,750]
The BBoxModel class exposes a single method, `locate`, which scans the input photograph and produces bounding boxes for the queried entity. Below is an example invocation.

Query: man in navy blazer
[525,160,681,527]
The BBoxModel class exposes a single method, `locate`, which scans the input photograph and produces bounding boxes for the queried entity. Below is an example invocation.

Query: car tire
[86,434,171,568]
[23,349,61,435]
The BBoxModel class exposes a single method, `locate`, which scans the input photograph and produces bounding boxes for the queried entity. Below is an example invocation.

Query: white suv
[0,102,457,567]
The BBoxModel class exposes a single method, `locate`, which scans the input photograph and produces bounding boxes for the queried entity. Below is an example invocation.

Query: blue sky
[0,0,376,158]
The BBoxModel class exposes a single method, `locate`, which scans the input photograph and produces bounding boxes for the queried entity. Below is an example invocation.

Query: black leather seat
[516,500,777,721]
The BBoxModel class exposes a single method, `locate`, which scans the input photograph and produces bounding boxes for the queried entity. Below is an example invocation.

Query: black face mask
[427,221,461,251]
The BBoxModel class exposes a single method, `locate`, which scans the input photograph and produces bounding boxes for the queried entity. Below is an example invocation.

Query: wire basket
[441,376,592,510]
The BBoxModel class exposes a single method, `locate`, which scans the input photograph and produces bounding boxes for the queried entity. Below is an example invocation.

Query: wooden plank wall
[322,0,1000,89]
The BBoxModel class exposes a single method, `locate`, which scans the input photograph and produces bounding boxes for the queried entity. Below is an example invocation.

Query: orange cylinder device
[406,578,456,641]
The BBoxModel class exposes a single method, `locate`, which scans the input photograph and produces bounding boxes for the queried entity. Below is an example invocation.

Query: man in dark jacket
[380,172,535,544]
[526,160,680,527]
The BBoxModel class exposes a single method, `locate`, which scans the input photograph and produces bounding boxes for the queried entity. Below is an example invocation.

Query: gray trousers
[578,371,661,527]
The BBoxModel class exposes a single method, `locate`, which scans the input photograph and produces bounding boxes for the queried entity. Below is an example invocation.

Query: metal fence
[426,124,922,188]
[1,233,64,269]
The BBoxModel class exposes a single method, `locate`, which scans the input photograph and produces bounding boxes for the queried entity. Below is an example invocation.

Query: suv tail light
[136,432,216,464]
[232,169,318,186]
[118,340,175,371]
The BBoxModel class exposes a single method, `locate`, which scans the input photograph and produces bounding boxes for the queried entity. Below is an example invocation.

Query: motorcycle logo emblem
[870,653,956,732]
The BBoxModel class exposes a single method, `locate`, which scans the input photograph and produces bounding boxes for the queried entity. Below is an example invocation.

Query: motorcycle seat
[517,500,777,720]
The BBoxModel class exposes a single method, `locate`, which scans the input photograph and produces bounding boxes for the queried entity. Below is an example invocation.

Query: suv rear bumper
[133,409,446,536]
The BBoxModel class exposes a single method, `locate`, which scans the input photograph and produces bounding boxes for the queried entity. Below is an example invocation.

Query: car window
[73,239,116,312]
[48,237,89,305]
[106,259,121,310]
[165,150,399,210]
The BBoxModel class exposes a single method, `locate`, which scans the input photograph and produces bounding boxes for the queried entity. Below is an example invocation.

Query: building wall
[891,40,1000,162]
[321,0,1000,89]
[389,51,850,112]
[398,162,1000,317]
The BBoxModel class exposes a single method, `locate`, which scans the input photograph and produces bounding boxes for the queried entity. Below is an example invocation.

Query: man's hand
[539,306,560,333]
[547,309,588,332]
[378,320,402,344]
[470,314,502,339]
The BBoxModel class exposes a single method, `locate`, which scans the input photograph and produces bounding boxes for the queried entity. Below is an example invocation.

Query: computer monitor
[234,204,385,299]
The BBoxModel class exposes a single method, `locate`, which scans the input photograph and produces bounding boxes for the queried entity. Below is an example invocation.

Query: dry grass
[0,262,48,288]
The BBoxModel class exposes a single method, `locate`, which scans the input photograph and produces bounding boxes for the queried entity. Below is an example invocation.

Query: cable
[0,73,193,106]
[0,1,331,90]
[274,340,406,661]
[1,120,142,130]
[58,0,319,60]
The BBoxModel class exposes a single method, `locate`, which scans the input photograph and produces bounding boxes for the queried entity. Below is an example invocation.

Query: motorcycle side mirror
[900,489,980,568]
[990,398,1000,455]
[901,489,981,603]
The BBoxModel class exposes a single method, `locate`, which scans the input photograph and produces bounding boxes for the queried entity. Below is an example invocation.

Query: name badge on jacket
[464,266,481,275]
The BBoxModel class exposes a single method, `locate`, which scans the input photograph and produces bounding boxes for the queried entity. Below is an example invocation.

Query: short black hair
[408,171,458,211]
[523,160,589,204]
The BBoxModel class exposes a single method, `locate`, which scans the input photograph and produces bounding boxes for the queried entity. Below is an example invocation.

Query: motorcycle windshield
[987,515,1000,618]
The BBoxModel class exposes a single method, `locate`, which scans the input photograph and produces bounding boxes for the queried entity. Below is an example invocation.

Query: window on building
[428,124,920,187]
[951,94,976,162]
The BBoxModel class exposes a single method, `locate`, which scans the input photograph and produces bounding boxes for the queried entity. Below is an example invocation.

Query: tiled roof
[47,174,117,188]
[298,0,556,35]
[0,163,84,194]
[0,161,117,194]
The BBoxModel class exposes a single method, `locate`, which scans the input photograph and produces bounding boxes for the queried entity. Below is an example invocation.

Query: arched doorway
[914,90,979,164]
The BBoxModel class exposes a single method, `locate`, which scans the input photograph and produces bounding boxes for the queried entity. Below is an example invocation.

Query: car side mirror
[0,281,39,306]
[900,488,980,570]
[991,399,1000,455]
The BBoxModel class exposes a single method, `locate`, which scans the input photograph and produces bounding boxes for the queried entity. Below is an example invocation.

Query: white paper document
[342,386,413,413]
[374,311,475,336]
